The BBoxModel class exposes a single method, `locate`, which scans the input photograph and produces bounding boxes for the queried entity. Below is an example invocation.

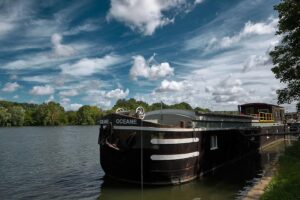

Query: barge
[98,103,287,185]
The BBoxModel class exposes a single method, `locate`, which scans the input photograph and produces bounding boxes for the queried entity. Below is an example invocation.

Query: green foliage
[24,109,36,126]
[0,100,40,126]
[9,106,25,126]
[66,111,77,125]
[112,99,209,113]
[35,102,67,126]
[270,0,300,104]
[260,141,300,200]
[0,99,210,126]
[167,102,193,110]
[112,98,149,112]
[149,102,167,111]
[194,107,211,113]
[0,107,11,126]
[77,105,102,125]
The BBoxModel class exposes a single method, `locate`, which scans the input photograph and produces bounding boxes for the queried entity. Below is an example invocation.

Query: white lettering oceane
[115,118,137,125]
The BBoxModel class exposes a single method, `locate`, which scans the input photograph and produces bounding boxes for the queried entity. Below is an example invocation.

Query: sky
[0,0,297,112]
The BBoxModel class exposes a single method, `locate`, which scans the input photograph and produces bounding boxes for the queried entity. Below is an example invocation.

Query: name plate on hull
[99,119,110,125]
[115,118,137,125]
[99,115,141,126]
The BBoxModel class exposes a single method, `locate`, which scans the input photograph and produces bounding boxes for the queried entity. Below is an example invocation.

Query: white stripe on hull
[151,138,199,144]
[113,126,195,132]
[151,152,199,160]
[113,125,258,132]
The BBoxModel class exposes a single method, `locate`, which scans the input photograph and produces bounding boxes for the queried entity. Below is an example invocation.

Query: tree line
[0,99,210,127]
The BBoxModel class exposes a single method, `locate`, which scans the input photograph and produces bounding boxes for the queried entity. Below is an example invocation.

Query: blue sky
[0,0,296,111]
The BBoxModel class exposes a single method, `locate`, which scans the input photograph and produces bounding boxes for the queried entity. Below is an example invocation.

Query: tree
[35,102,67,126]
[194,107,210,113]
[66,111,77,125]
[9,106,25,126]
[24,108,35,126]
[77,105,102,125]
[0,107,11,126]
[112,98,149,112]
[270,0,300,104]
[169,102,193,110]
[149,102,167,111]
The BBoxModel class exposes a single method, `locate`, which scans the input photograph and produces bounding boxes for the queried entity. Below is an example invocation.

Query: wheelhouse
[238,103,285,123]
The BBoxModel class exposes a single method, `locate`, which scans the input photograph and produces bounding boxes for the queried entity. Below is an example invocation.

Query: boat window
[245,107,254,115]
[258,109,269,113]
[210,135,218,150]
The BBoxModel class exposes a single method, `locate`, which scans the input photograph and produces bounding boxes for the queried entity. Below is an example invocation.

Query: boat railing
[115,106,145,119]
[258,112,274,123]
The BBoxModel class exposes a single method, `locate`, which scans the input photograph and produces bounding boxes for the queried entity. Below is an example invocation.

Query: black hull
[98,113,287,185]
[100,145,199,185]
[99,127,286,185]
[100,129,201,185]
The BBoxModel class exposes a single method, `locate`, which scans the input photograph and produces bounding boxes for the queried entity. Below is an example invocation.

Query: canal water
[0,126,291,200]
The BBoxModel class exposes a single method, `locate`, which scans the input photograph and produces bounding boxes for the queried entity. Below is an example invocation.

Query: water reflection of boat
[98,103,287,185]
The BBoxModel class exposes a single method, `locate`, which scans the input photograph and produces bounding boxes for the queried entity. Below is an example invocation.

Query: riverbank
[242,140,282,200]
[259,139,300,199]
[242,138,300,200]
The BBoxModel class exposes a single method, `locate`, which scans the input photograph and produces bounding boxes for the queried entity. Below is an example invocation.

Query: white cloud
[59,97,83,111]
[107,0,201,35]
[30,85,55,96]
[205,18,278,51]
[83,88,129,109]
[3,54,53,70]
[105,88,129,99]
[51,33,75,57]
[130,55,174,80]
[137,47,282,111]
[63,20,99,35]
[23,2,89,39]
[242,54,271,72]
[194,0,203,4]
[172,13,284,110]
[0,1,33,38]
[242,19,277,35]
[68,103,83,111]
[194,74,249,104]
[24,19,61,38]
[85,88,129,100]
[56,79,106,94]
[2,82,20,92]
[155,80,184,92]
[60,97,71,104]
[2,42,98,71]
[59,89,78,97]
[0,21,14,37]
[45,95,55,103]
[59,97,82,111]
[21,75,53,83]
[60,55,122,76]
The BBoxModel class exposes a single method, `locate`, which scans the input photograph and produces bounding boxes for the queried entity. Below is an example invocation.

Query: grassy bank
[260,140,300,200]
